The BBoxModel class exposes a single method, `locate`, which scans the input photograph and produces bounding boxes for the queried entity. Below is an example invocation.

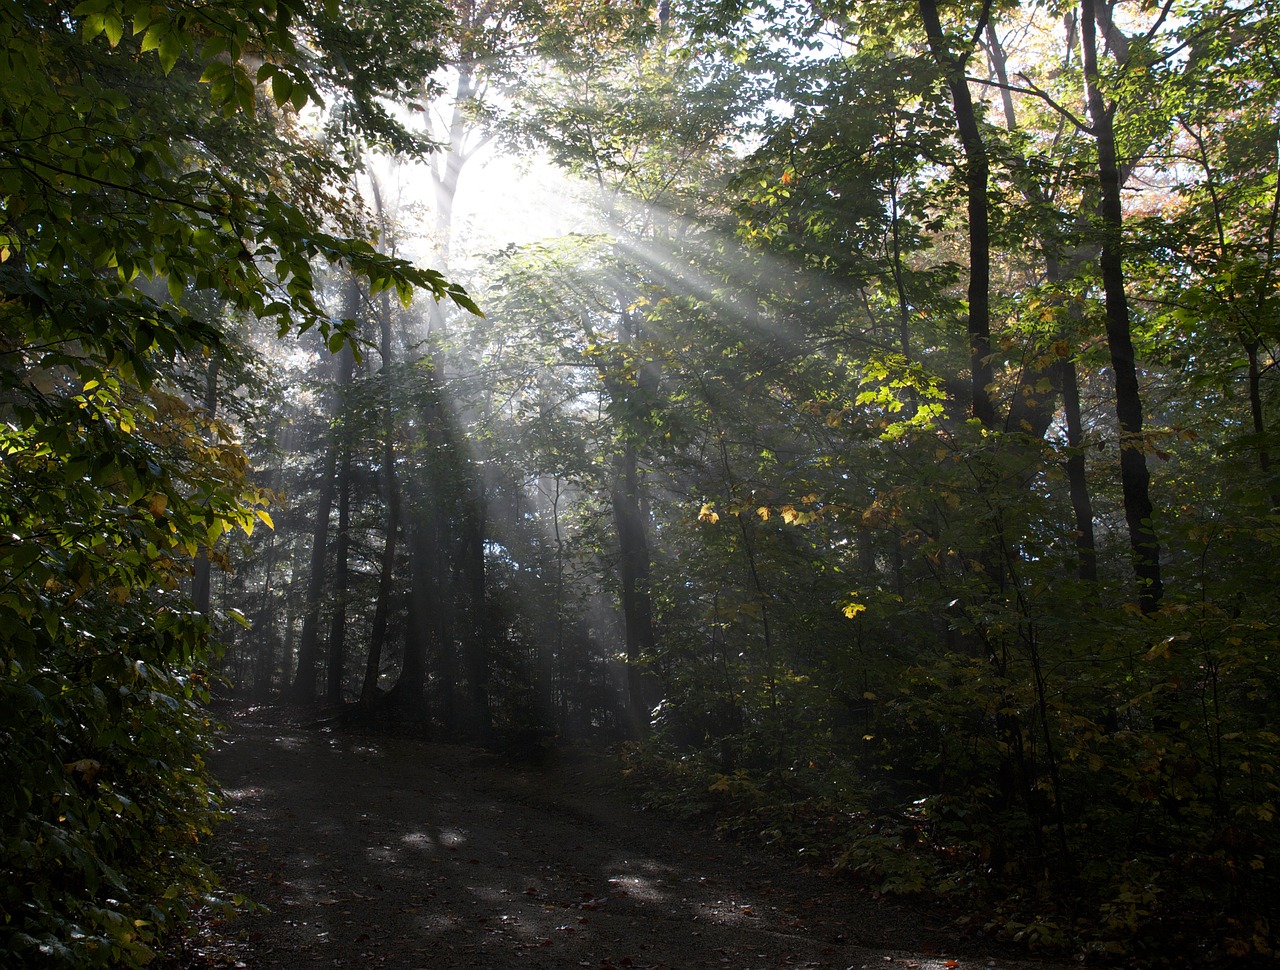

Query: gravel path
[184,710,1085,970]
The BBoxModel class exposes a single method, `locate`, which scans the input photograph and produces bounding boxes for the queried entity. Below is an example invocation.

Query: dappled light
[204,712,1054,969]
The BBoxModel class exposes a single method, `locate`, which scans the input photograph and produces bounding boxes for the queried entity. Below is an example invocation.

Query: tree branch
[965,73,1093,135]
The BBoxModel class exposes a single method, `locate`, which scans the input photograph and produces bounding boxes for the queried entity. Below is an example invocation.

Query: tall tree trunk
[411,61,496,726]
[436,500,460,734]
[1057,346,1098,581]
[461,493,492,740]
[984,14,1099,576]
[541,470,567,730]
[358,440,402,707]
[389,520,433,709]
[1081,0,1162,613]
[288,449,334,702]
[191,352,221,617]
[1245,339,1277,506]
[325,434,353,704]
[289,342,353,702]
[425,59,493,338]
[613,438,656,737]
[325,281,361,705]
[252,528,279,700]
[360,289,404,708]
[918,0,996,428]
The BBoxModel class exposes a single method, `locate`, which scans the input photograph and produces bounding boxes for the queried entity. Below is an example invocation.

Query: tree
[0,0,472,961]
[506,1,763,732]
[917,0,997,427]
[1079,0,1161,612]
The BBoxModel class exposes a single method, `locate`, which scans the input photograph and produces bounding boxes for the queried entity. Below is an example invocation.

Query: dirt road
[188,710,1081,970]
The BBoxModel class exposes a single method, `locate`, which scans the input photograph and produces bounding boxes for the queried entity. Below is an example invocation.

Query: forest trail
[187,709,1081,970]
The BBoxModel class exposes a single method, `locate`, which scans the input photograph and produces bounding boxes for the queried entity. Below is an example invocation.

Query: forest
[2,0,1278,965]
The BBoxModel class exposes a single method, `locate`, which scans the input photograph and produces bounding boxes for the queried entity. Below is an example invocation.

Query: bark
[324,432,353,704]
[290,433,338,700]
[436,500,460,734]
[413,57,497,727]
[1057,346,1098,581]
[1245,339,1278,507]
[290,343,353,702]
[191,353,221,617]
[984,15,1101,575]
[918,0,996,428]
[461,494,492,740]
[360,290,404,708]
[612,438,656,737]
[389,521,433,708]
[251,528,279,700]
[983,19,1017,131]
[540,473,566,730]
[425,59,494,337]
[1081,0,1162,612]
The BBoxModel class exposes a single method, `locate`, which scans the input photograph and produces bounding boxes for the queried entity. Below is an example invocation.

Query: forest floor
[176,706,1090,970]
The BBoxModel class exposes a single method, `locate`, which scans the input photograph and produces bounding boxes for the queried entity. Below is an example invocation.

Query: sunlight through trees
[4,0,1280,965]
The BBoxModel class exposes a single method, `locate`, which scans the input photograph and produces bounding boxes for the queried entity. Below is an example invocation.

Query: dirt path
[186,709,1084,970]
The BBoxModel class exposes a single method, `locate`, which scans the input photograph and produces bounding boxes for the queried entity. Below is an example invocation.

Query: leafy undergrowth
[618,742,1275,968]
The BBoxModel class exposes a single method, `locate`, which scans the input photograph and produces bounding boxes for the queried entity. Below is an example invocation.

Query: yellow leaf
[65,758,102,782]
[255,509,275,530]
[148,492,168,518]
[756,506,770,521]
[698,502,720,524]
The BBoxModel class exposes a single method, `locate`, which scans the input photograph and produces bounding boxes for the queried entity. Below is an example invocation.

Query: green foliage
[0,372,245,964]
[471,2,1280,960]
[1,0,468,962]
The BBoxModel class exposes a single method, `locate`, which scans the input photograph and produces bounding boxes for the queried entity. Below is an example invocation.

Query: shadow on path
[190,711,1081,970]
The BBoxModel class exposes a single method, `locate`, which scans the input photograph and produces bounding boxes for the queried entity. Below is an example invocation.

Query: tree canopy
[0,0,472,962]
[4,0,1280,965]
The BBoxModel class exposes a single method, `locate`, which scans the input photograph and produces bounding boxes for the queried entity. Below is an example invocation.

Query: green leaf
[102,13,124,46]
[158,31,181,74]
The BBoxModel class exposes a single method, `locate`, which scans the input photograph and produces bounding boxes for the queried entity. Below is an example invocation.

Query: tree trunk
[360,288,404,709]
[436,501,460,734]
[1246,339,1276,504]
[461,493,492,741]
[325,431,353,704]
[1081,0,1162,613]
[983,16,1099,578]
[613,438,656,737]
[389,520,434,710]
[1057,348,1098,581]
[918,0,996,428]
[252,523,280,700]
[289,449,336,703]
[289,342,353,702]
[191,352,221,617]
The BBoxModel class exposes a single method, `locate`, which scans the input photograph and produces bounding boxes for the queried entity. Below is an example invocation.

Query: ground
[177,707,1090,970]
